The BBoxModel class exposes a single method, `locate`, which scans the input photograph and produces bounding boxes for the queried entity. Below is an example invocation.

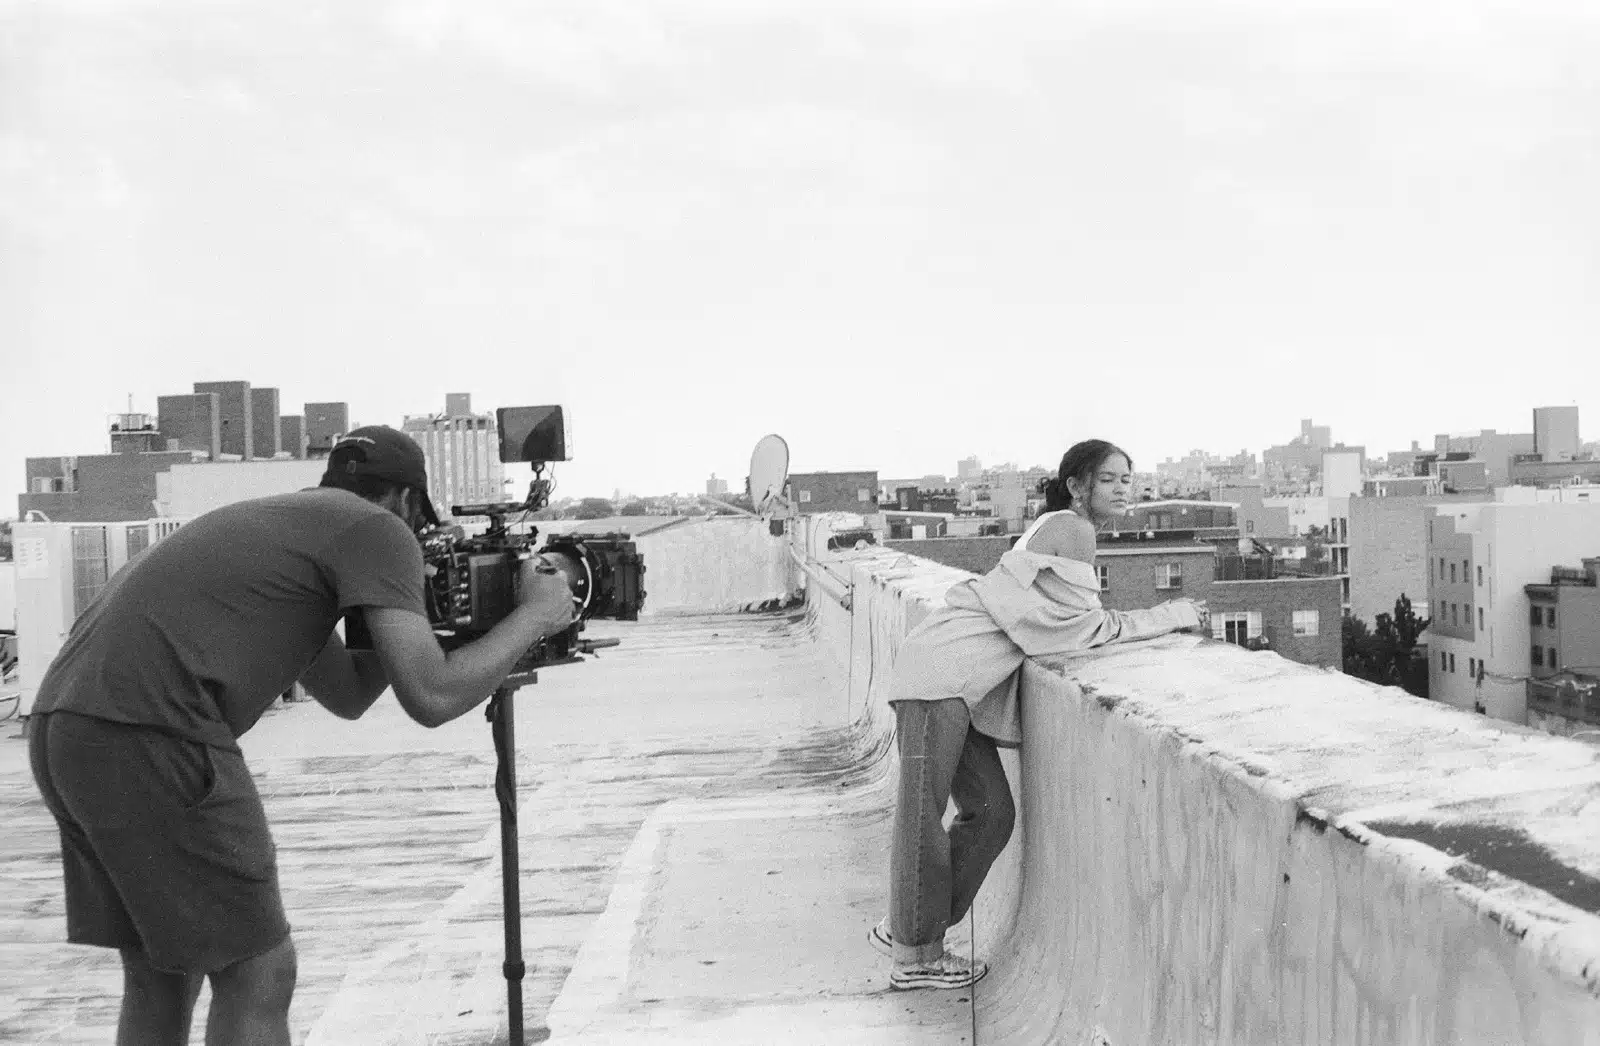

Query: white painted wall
[825,544,1600,1044]
[628,517,798,614]
[1322,449,1364,499]
[157,459,326,517]
[0,561,15,631]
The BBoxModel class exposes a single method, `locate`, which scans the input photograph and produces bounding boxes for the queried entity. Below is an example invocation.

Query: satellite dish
[748,434,791,517]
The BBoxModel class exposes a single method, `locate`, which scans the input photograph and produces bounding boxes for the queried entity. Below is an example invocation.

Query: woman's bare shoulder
[1023,513,1097,563]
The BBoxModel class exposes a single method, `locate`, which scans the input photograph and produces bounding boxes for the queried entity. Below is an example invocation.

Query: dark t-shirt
[33,488,427,751]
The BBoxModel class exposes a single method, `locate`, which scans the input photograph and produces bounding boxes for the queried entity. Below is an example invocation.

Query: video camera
[348,405,646,674]
[422,406,646,673]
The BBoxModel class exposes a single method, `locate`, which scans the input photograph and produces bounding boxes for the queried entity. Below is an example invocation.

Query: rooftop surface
[0,611,973,1045]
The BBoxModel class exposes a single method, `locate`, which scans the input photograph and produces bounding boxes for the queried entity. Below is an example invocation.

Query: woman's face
[1071,452,1133,525]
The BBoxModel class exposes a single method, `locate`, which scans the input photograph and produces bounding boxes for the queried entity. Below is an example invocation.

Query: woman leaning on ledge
[869,439,1210,991]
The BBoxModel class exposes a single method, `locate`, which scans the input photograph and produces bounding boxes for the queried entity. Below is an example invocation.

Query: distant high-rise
[402,393,506,515]
[194,381,253,459]
[250,387,282,458]
[957,456,982,481]
[706,473,729,496]
[304,402,350,458]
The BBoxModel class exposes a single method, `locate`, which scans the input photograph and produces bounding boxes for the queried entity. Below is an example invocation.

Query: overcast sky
[3,0,1597,506]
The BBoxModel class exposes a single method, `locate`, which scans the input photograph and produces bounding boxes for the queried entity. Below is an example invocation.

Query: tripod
[485,637,618,1046]
[486,670,538,1046]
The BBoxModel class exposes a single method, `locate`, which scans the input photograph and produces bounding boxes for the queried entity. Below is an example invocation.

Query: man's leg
[946,728,1016,927]
[205,935,297,1046]
[888,698,973,964]
[117,950,204,1046]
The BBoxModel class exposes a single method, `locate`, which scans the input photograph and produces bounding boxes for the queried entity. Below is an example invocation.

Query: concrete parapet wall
[815,546,1600,1044]
[628,517,798,615]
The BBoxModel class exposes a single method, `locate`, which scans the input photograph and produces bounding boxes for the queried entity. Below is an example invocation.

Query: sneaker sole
[889,966,989,991]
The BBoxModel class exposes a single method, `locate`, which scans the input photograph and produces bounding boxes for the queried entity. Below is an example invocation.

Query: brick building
[279,416,308,459]
[1347,493,1486,629]
[156,393,222,458]
[305,402,350,458]
[250,387,282,458]
[786,471,879,514]
[18,451,197,522]
[193,381,253,459]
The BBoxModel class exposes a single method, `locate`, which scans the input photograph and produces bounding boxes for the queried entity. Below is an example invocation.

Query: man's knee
[211,935,297,1008]
[120,948,203,1001]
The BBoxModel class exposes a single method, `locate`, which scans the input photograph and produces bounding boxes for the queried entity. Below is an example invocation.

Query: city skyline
[6,1,1598,507]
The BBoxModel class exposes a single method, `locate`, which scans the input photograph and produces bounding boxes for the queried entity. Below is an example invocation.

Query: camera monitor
[497,405,569,463]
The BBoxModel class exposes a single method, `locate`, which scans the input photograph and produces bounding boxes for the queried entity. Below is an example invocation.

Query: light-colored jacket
[889,541,1201,747]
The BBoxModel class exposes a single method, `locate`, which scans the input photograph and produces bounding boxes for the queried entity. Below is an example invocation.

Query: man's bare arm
[364,564,576,728]
[299,632,390,720]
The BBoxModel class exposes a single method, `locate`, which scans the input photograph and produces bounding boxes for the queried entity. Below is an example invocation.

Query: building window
[1476,565,1483,586]
[799,490,812,503]
[1468,656,1475,676]
[1441,651,1448,671]
[1157,563,1183,589]
[1532,645,1543,667]
[1547,607,1556,628]
[857,488,871,502]
[1448,652,1456,672]
[1449,563,1457,584]
[1291,610,1319,637]
[125,526,151,559]
[1097,564,1109,592]
[71,526,110,619]
[1217,612,1249,647]
[1245,520,1255,534]
[1439,556,1446,579]
[1213,611,1262,646]
[1550,647,1559,669]
[1478,607,1483,630]
[1530,605,1542,627]
[1451,604,1458,626]
[1462,559,1469,581]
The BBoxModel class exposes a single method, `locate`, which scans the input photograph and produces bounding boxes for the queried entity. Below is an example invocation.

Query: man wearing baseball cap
[27,424,575,1046]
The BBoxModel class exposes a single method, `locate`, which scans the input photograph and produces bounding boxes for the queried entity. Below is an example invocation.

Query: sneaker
[890,950,989,991]
[868,916,893,956]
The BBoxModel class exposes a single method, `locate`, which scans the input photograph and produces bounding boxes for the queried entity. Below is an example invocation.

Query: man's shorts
[28,710,290,974]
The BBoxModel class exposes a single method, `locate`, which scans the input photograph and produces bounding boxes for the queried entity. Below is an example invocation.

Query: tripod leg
[489,687,526,1046]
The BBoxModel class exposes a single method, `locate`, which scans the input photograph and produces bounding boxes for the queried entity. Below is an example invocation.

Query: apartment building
[1523,558,1600,735]
[1347,492,1487,629]
[402,394,507,516]
[1426,500,1600,723]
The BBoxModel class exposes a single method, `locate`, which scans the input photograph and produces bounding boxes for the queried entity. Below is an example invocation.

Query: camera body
[420,524,645,671]
[345,405,646,673]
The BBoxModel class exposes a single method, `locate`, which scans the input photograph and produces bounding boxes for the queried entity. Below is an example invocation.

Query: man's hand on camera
[519,558,577,637]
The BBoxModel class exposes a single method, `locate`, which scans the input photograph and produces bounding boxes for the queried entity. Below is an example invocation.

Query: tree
[1342,593,1430,698]
[573,497,615,520]
[619,501,648,517]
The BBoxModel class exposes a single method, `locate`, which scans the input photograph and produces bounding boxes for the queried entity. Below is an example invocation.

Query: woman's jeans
[889,698,1016,964]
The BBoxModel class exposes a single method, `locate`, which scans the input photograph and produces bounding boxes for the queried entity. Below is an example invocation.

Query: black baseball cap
[326,426,441,527]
